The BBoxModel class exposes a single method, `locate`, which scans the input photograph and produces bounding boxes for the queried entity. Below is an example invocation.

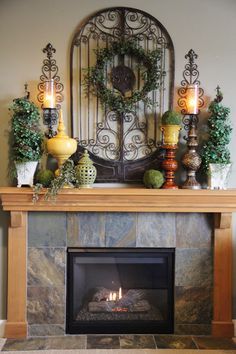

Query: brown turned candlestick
[161,144,178,189]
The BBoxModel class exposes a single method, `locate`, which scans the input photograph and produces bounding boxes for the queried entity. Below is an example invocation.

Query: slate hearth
[2,335,236,351]
[27,212,213,337]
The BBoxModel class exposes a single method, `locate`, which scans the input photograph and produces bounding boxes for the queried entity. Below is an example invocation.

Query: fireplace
[66,248,174,334]
[0,187,235,338]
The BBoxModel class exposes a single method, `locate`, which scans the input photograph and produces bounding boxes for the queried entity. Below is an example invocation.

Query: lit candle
[43,79,56,109]
[109,292,112,301]
[186,84,198,114]
[113,292,117,301]
[119,287,122,299]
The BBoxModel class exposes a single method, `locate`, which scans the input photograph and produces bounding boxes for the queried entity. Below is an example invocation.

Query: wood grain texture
[5,212,27,338]
[4,322,27,339]
[1,187,236,212]
[212,213,234,337]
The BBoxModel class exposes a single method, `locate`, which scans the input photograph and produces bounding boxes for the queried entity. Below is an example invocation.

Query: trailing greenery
[33,159,79,202]
[201,88,232,172]
[84,40,162,114]
[45,159,78,199]
[161,110,182,125]
[10,97,43,163]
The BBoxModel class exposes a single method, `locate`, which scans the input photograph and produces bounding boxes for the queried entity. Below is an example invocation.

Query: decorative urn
[76,149,97,188]
[47,110,77,176]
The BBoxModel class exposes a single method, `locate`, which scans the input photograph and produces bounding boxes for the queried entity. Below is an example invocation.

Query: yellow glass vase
[47,110,77,176]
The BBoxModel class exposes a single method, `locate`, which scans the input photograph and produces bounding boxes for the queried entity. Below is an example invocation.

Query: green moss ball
[35,169,54,187]
[143,169,164,189]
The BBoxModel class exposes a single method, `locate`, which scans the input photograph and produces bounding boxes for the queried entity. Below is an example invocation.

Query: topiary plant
[143,169,164,189]
[10,97,43,163]
[201,87,232,172]
[161,110,182,125]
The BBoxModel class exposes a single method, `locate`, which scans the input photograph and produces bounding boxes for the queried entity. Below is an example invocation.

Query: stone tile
[193,336,236,350]
[175,248,212,287]
[175,324,211,335]
[67,213,105,247]
[28,248,65,287]
[176,213,213,249]
[87,335,120,349]
[120,335,156,349]
[137,213,176,247]
[67,213,79,247]
[154,335,197,349]
[28,212,67,247]
[28,324,65,337]
[175,286,212,324]
[27,286,65,324]
[2,337,47,351]
[105,213,136,247]
[44,335,86,349]
[2,336,86,351]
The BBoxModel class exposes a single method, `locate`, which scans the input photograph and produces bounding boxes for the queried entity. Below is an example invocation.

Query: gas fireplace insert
[66,248,174,334]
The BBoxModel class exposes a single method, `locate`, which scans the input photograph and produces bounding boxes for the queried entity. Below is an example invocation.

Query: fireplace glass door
[67,248,174,334]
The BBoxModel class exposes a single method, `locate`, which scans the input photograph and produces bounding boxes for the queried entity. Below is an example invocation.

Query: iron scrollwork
[70,7,175,182]
[177,49,204,131]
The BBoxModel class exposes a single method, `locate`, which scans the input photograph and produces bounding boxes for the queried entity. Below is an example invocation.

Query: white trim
[0,320,6,338]
[233,319,236,337]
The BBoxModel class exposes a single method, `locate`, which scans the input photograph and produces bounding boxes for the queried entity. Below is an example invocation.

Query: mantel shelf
[1,187,236,212]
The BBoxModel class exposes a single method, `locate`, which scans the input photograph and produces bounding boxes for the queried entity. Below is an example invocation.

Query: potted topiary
[10,95,43,187]
[160,110,182,145]
[201,87,232,189]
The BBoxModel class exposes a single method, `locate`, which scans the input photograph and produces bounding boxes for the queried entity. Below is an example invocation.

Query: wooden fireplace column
[1,187,236,338]
[5,211,27,338]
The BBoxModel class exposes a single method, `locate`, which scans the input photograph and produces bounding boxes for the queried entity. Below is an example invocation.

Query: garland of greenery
[85,40,162,114]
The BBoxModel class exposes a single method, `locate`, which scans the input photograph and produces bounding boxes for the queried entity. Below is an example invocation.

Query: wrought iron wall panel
[70,7,174,182]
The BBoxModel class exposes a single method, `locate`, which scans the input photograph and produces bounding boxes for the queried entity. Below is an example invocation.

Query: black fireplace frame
[66,248,175,334]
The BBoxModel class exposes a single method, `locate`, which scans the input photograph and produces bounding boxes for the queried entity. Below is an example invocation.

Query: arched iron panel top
[70,7,175,182]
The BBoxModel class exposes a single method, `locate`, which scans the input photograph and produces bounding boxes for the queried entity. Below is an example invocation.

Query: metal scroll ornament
[177,49,204,189]
[70,7,175,182]
[37,43,64,137]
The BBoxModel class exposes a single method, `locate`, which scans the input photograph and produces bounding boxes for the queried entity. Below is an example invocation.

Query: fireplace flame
[107,287,122,302]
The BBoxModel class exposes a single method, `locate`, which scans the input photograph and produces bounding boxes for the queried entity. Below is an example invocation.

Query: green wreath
[85,40,162,114]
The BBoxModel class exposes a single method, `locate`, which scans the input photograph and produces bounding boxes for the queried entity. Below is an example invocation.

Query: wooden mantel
[1,186,236,212]
[1,187,236,338]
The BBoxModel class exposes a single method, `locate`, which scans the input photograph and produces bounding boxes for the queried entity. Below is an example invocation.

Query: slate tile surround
[27,212,213,337]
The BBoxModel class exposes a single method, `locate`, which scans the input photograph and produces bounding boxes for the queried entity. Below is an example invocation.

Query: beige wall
[1,0,236,319]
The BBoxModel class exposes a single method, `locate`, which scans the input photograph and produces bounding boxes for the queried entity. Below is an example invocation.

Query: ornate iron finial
[24,83,30,99]
[214,85,223,103]
[185,49,198,69]
[43,43,56,60]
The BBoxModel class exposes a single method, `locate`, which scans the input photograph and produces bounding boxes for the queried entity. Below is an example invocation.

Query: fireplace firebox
[67,248,174,334]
